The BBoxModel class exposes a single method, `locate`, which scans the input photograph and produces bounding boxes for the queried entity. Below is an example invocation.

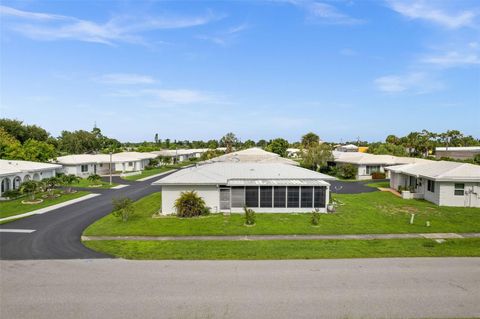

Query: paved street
[1,258,479,319]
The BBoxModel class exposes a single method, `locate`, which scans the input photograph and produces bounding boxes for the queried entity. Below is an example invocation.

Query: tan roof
[386,161,480,182]
[202,148,298,166]
[333,151,430,166]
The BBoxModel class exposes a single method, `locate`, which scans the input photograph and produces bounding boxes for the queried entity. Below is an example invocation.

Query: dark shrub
[336,164,357,179]
[311,209,320,225]
[371,172,386,179]
[2,189,21,199]
[174,191,210,218]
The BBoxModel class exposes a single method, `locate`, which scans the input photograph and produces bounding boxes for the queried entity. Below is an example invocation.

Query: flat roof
[201,147,299,166]
[385,161,480,182]
[56,152,157,165]
[0,159,62,177]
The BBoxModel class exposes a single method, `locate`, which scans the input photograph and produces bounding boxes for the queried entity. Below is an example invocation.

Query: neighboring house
[153,162,336,214]
[335,144,359,152]
[332,151,430,180]
[150,149,209,163]
[55,152,157,178]
[0,159,61,197]
[386,161,480,207]
[287,148,302,158]
[201,147,299,166]
[435,146,480,160]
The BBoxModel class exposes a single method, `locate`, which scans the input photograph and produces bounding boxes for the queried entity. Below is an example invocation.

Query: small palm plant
[174,191,209,217]
[87,174,102,185]
[44,177,60,198]
[311,209,320,226]
[61,174,80,193]
[112,197,135,222]
[20,180,39,201]
[244,207,256,226]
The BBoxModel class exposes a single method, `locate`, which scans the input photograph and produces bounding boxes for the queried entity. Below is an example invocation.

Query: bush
[311,209,320,225]
[174,191,209,218]
[87,174,102,183]
[244,207,256,226]
[2,189,21,199]
[371,172,386,179]
[336,164,357,179]
[112,197,134,222]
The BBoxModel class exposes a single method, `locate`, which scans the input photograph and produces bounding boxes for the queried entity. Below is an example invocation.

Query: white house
[435,146,480,160]
[150,149,209,163]
[386,161,480,207]
[153,162,335,214]
[287,148,302,158]
[335,144,359,152]
[0,159,62,197]
[332,151,430,180]
[55,152,157,178]
[202,147,299,166]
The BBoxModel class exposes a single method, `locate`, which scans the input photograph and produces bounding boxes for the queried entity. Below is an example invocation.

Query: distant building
[150,149,209,163]
[386,161,480,207]
[335,144,359,152]
[0,159,61,197]
[201,148,299,165]
[435,146,480,160]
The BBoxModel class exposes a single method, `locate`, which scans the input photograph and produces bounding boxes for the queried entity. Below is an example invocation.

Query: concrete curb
[0,193,101,223]
[81,232,480,242]
[111,184,129,189]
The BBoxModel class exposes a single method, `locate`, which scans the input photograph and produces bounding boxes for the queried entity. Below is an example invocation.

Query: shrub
[244,207,256,226]
[112,197,135,222]
[2,189,21,199]
[371,172,386,179]
[174,191,209,218]
[87,174,102,183]
[311,209,320,225]
[20,180,40,201]
[336,164,357,179]
[61,174,80,193]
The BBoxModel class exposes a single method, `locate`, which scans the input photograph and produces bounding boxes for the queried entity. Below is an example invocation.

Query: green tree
[337,164,357,179]
[0,127,21,158]
[370,143,407,156]
[301,144,333,171]
[61,174,81,193]
[174,191,209,217]
[301,132,320,148]
[0,118,49,143]
[220,132,239,153]
[44,177,60,197]
[242,139,256,149]
[385,135,400,145]
[112,197,135,222]
[256,139,267,149]
[266,138,289,157]
[8,139,57,162]
[87,174,102,184]
[20,180,40,201]
[58,130,100,154]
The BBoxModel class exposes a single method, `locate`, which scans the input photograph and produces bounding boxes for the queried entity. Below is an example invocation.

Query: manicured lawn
[67,179,117,189]
[123,166,175,181]
[83,238,480,260]
[0,190,90,219]
[83,191,480,237]
[367,181,391,188]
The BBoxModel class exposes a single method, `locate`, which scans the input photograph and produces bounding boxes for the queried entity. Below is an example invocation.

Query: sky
[0,0,479,143]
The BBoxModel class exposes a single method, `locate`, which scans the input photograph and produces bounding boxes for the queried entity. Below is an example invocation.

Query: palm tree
[87,174,102,184]
[44,177,60,197]
[20,180,39,201]
[61,174,80,193]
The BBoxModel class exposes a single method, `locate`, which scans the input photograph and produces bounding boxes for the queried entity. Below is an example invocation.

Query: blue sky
[1,0,479,143]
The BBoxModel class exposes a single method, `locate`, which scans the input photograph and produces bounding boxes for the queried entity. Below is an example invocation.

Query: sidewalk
[81,232,480,241]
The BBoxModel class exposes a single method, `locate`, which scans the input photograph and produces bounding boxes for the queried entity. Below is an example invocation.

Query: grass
[67,179,117,189]
[0,190,89,219]
[367,181,391,188]
[84,191,480,237]
[123,162,194,181]
[83,238,480,260]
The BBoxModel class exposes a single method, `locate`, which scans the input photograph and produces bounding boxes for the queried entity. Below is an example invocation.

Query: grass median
[83,238,480,260]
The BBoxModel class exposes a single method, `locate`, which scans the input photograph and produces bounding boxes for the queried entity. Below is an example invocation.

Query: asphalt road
[1,258,479,319]
[0,177,161,260]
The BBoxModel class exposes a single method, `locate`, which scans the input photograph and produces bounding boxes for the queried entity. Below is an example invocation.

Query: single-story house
[287,148,302,158]
[386,161,480,207]
[435,146,480,160]
[335,144,359,152]
[332,151,430,180]
[55,152,157,178]
[0,159,61,197]
[201,147,299,166]
[150,149,209,163]
[153,162,336,214]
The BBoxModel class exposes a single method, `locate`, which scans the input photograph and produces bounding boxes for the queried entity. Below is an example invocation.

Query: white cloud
[374,72,442,94]
[0,5,221,45]
[285,0,365,25]
[386,0,477,29]
[197,23,249,46]
[95,73,156,85]
[421,51,480,67]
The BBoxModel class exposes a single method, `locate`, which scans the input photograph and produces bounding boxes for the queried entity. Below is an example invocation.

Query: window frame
[260,186,273,208]
[454,183,465,196]
[287,186,300,208]
[81,164,88,173]
[245,186,259,208]
[427,180,435,193]
[273,186,287,208]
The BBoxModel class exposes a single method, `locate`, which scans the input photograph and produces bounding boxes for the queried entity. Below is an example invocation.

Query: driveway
[1,258,479,319]
[330,179,388,194]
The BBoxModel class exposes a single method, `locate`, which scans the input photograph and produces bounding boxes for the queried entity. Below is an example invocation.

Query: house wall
[438,182,480,208]
[161,185,220,214]
[435,150,480,160]
[356,164,387,180]
[0,169,57,197]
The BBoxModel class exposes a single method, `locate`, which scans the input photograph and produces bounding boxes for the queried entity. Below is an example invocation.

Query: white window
[454,183,464,196]
[81,165,88,172]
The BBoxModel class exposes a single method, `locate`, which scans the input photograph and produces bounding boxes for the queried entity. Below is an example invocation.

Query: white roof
[385,161,480,182]
[0,159,61,177]
[333,151,430,166]
[153,162,335,186]
[150,149,209,157]
[56,152,157,165]
[436,146,480,152]
[201,147,299,166]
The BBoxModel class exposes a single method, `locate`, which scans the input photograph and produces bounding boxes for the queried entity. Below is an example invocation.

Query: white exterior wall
[161,185,220,214]
[0,169,57,197]
[356,164,387,180]
[438,182,480,208]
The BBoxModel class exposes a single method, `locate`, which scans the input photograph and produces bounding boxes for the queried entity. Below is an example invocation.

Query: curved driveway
[0,177,160,260]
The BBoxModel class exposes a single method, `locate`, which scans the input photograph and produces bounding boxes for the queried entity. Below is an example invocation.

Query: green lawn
[123,166,175,181]
[84,191,480,237]
[0,190,90,219]
[367,181,391,188]
[83,238,480,260]
[67,179,117,189]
